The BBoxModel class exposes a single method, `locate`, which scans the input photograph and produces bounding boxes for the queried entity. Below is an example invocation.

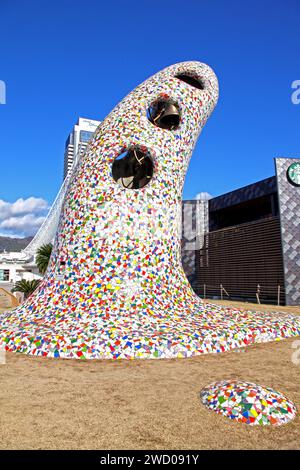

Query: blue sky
[0,0,299,236]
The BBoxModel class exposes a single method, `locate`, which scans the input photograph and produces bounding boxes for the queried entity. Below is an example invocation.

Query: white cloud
[194,192,213,201]
[0,197,49,237]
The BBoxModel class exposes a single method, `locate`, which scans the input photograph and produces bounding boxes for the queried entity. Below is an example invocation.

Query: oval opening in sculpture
[112,149,154,189]
[175,73,204,90]
[147,99,181,131]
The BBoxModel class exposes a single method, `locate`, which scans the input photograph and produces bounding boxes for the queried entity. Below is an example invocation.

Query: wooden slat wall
[194,216,285,304]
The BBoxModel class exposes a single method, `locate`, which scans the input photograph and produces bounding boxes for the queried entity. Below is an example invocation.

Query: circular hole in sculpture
[175,73,204,90]
[112,149,154,189]
[147,100,180,131]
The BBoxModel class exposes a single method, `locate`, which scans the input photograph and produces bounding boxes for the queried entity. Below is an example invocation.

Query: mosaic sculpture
[1,61,300,359]
[201,380,296,426]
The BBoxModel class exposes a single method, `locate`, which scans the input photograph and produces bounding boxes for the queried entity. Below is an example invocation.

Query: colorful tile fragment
[200,380,297,426]
[0,61,300,360]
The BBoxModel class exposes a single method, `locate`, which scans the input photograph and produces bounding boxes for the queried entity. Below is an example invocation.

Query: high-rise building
[63,117,101,179]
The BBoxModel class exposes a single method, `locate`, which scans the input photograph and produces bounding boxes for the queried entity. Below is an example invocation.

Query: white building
[63,117,101,179]
[0,251,42,293]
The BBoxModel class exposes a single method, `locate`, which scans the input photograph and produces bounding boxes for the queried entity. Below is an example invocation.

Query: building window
[0,269,10,281]
[80,130,94,143]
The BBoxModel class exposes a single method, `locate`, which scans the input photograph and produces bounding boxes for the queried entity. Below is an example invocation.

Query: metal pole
[204,284,206,300]
[222,286,229,297]
[256,284,261,304]
[220,284,223,301]
[277,284,280,306]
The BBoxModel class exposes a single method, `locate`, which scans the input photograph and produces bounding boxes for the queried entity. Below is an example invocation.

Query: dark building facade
[182,157,300,306]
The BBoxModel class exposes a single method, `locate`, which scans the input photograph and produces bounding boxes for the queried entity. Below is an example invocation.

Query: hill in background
[0,236,33,252]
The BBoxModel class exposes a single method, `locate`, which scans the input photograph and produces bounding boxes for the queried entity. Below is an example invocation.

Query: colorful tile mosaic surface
[0,61,300,359]
[200,380,297,426]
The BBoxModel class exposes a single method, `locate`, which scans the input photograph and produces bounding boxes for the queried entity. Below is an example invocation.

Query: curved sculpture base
[201,380,297,426]
[1,298,300,359]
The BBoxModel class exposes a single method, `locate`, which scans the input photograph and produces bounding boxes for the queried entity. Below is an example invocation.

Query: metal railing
[196,283,284,306]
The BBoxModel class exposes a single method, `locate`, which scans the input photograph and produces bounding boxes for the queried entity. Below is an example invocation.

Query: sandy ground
[0,300,300,450]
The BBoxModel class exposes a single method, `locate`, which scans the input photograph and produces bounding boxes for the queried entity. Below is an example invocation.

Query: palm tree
[36,243,53,275]
[12,279,41,299]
